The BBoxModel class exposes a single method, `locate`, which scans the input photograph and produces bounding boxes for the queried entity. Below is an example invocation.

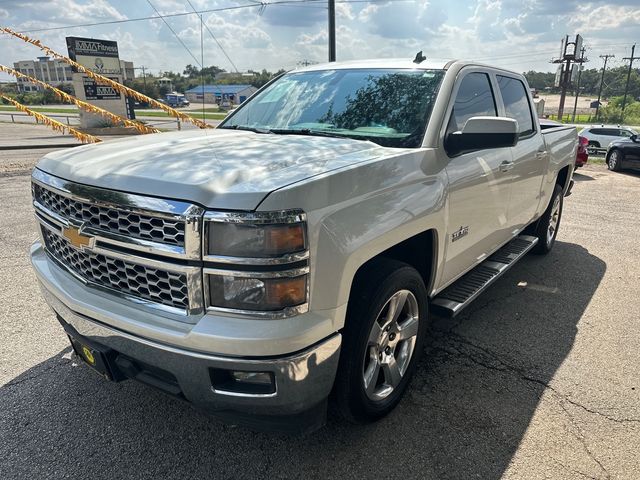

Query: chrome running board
[431,235,538,317]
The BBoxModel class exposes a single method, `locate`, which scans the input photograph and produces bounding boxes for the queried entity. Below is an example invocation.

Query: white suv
[579,125,638,151]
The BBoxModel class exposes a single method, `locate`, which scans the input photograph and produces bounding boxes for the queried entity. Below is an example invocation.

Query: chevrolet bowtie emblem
[62,225,95,250]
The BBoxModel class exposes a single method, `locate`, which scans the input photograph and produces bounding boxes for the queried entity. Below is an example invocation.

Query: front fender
[258,149,448,330]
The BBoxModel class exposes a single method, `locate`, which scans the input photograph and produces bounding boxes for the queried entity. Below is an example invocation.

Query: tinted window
[497,75,534,136]
[619,129,633,137]
[592,128,619,136]
[447,72,497,133]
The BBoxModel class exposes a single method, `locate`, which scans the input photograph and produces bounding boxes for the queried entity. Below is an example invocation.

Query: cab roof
[292,58,453,73]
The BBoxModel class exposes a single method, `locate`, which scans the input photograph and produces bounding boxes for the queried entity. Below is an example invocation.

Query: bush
[598,96,640,125]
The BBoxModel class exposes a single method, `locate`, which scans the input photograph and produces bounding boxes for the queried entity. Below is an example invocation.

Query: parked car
[578,125,638,152]
[576,135,589,168]
[606,134,640,172]
[30,58,576,433]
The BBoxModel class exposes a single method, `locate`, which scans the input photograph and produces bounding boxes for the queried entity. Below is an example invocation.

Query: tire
[587,141,600,155]
[334,258,429,424]
[532,184,563,255]
[607,149,623,172]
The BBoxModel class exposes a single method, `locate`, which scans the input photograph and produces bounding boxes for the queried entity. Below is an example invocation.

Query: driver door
[440,70,514,288]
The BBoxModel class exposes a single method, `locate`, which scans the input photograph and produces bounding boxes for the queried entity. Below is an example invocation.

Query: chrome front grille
[32,169,204,319]
[33,183,185,247]
[43,229,189,309]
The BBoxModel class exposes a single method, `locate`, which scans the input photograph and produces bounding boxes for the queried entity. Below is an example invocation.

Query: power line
[9,0,411,34]
[146,0,201,67]
[186,0,239,72]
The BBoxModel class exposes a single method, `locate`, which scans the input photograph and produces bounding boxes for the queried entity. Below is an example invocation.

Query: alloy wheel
[547,195,561,246]
[362,290,419,401]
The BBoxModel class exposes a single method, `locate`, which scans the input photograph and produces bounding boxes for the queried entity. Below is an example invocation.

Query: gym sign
[66,37,121,75]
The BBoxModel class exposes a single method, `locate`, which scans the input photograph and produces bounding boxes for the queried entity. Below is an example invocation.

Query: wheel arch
[556,164,572,194]
[349,229,438,303]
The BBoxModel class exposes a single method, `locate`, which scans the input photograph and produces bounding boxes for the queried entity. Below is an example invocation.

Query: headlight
[204,210,309,317]
[206,210,307,259]
[207,271,307,312]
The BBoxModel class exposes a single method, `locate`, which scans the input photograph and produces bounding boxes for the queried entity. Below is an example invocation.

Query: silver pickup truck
[30,58,576,433]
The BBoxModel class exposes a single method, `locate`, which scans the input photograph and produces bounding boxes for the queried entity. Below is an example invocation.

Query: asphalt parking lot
[1,142,639,479]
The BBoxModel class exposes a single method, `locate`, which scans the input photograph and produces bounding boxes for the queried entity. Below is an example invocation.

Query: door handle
[499,161,514,172]
[535,150,547,159]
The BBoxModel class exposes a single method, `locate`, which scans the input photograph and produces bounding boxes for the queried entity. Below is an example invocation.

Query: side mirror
[445,116,519,156]
[631,134,638,143]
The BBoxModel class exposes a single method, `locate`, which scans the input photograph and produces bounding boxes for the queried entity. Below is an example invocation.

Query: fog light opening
[210,368,276,395]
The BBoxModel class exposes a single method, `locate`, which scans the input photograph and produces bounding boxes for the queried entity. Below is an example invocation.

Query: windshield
[220,68,445,148]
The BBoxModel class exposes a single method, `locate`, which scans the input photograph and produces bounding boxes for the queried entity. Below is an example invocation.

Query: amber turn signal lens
[264,224,305,255]
[265,275,307,308]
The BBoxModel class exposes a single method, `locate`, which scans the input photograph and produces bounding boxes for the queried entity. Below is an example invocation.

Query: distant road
[0,111,221,131]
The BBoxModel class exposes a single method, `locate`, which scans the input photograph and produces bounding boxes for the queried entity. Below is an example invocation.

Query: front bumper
[32,243,342,432]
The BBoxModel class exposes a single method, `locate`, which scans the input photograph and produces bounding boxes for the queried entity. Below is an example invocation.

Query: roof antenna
[413,51,427,64]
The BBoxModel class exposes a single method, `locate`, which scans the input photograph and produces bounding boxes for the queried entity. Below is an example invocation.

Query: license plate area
[67,333,122,381]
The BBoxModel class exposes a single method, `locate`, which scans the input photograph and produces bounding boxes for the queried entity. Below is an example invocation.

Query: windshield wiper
[268,128,367,141]
[219,125,271,134]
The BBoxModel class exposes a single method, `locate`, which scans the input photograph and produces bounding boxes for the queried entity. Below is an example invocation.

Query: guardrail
[0,111,79,125]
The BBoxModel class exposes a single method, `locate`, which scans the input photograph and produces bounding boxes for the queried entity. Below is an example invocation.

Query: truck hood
[37,129,391,210]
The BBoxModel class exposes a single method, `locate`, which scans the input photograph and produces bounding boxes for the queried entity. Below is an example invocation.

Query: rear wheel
[334,258,428,423]
[607,149,623,172]
[532,184,563,255]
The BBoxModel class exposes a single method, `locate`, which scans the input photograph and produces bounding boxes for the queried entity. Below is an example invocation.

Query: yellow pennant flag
[1,94,102,144]
[0,64,159,135]
[1,26,213,129]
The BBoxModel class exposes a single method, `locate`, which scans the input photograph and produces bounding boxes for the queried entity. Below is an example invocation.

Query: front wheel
[334,259,428,423]
[532,184,563,255]
[607,149,623,172]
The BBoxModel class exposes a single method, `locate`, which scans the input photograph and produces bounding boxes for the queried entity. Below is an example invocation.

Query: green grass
[546,113,593,124]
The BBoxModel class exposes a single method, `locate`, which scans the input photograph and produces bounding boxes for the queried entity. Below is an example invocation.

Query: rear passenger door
[441,70,513,288]
[495,74,546,230]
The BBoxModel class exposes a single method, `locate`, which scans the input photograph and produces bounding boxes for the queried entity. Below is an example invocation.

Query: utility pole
[572,46,587,122]
[551,34,585,121]
[328,0,336,62]
[595,54,614,121]
[133,66,148,95]
[141,66,147,95]
[621,44,638,122]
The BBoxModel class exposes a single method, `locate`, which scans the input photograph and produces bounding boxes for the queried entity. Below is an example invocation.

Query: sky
[0,0,639,81]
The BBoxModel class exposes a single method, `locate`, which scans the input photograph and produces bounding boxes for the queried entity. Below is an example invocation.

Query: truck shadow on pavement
[1,241,605,480]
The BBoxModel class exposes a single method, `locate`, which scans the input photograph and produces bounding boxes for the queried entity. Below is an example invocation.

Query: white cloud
[1,0,639,81]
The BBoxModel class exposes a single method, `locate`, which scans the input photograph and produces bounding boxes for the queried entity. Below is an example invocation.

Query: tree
[320,72,442,141]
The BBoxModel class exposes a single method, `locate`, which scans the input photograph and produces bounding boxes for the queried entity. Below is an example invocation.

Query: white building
[13,56,135,92]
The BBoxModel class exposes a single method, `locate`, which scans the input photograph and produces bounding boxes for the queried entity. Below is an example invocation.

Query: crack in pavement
[558,400,611,479]
[427,331,624,478]
[430,331,640,426]
[551,456,600,480]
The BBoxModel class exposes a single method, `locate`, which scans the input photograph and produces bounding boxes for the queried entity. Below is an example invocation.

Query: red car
[576,135,589,168]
